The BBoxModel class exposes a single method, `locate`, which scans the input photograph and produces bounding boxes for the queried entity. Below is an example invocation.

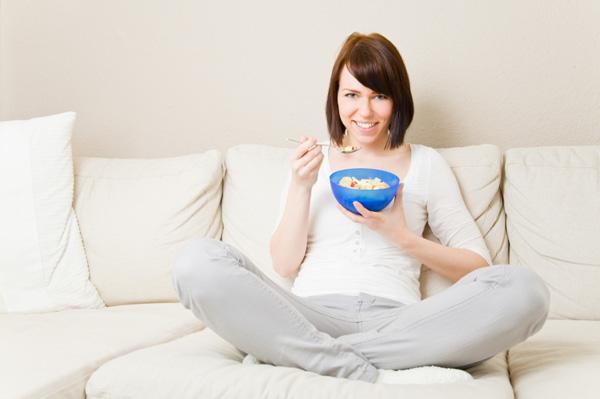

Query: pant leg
[171,237,379,382]
[338,265,551,370]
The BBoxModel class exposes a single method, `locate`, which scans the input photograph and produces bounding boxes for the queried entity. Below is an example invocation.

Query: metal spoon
[286,138,361,154]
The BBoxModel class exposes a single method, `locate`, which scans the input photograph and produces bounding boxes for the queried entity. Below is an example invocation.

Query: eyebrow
[340,88,386,97]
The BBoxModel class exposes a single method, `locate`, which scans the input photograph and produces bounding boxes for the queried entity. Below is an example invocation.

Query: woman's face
[337,65,393,148]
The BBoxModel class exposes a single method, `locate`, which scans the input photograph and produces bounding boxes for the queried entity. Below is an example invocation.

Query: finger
[393,183,404,208]
[306,137,318,151]
[352,201,373,218]
[335,203,363,223]
[293,146,322,170]
[293,137,318,160]
[397,182,404,197]
[302,136,315,143]
[298,151,323,176]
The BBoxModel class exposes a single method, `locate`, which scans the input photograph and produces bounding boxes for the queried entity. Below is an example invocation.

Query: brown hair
[325,32,414,150]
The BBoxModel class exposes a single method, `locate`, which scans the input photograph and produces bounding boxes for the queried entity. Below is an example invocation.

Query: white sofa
[1,143,599,399]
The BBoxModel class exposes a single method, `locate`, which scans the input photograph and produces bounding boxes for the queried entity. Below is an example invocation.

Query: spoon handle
[286,137,330,147]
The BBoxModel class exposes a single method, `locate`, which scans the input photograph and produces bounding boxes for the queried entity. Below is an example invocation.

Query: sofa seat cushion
[0,303,203,399]
[508,319,600,399]
[86,328,514,399]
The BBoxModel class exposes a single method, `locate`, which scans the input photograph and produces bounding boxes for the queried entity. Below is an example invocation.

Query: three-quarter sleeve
[425,149,493,265]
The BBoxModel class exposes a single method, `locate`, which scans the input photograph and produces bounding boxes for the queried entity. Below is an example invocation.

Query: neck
[344,134,407,159]
[345,135,388,156]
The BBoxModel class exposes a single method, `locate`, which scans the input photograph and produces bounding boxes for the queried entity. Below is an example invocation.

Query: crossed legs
[172,238,550,381]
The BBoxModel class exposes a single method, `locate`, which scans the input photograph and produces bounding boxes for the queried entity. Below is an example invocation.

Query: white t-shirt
[273,143,492,305]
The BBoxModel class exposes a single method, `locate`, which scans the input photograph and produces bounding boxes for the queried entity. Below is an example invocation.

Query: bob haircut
[326,32,414,150]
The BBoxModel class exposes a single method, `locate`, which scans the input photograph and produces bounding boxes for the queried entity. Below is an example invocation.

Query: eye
[375,94,388,100]
[344,93,357,98]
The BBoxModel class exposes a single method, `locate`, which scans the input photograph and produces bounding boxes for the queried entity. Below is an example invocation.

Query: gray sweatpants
[172,237,550,383]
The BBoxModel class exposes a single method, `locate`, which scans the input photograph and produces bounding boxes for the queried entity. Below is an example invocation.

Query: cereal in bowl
[338,176,390,190]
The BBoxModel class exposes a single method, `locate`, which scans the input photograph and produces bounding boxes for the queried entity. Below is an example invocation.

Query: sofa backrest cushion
[222,145,292,289]
[421,144,508,296]
[222,144,507,298]
[73,151,224,305]
[504,146,600,320]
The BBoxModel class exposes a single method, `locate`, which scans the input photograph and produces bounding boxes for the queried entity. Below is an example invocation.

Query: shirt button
[355,241,360,245]
[355,231,360,235]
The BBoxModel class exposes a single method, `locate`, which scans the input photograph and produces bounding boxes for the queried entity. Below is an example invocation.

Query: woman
[172,32,550,384]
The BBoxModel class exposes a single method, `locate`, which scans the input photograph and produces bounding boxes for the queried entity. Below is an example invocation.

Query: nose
[357,98,373,118]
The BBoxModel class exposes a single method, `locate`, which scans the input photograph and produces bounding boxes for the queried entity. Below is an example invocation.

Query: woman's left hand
[335,183,412,246]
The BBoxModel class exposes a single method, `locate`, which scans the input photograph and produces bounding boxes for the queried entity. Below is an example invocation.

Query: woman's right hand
[290,136,324,190]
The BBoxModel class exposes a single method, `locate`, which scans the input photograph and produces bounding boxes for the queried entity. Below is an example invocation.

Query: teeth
[355,121,376,128]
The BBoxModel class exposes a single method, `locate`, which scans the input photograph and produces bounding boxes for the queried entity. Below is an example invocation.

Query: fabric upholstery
[0,112,104,313]
[222,144,293,289]
[503,146,600,319]
[86,328,513,399]
[0,303,203,399]
[508,319,600,399]
[73,151,224,305]
[421,144,508,297]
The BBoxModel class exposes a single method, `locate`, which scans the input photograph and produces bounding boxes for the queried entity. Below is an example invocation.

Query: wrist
[395,229,418,249]
[289,183,312,198]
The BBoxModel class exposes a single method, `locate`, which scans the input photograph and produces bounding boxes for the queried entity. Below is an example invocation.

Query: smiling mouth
[353,121,378,129]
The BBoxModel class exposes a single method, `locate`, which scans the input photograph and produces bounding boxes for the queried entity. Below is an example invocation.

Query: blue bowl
[329,168,400,215]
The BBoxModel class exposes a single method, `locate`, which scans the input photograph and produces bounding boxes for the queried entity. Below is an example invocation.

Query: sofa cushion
[0,303,203,399]
[222,144,507,298]
[420,144,507,297]
[0,112,104,313]
[222,145,292,289]
[508,319,600,399]
[503,146,600,319]
[86,328,514,399]
[73,151,224,305]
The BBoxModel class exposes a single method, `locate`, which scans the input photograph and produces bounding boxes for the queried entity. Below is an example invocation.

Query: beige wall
[0,0,4,119]
[1,0,599,158]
